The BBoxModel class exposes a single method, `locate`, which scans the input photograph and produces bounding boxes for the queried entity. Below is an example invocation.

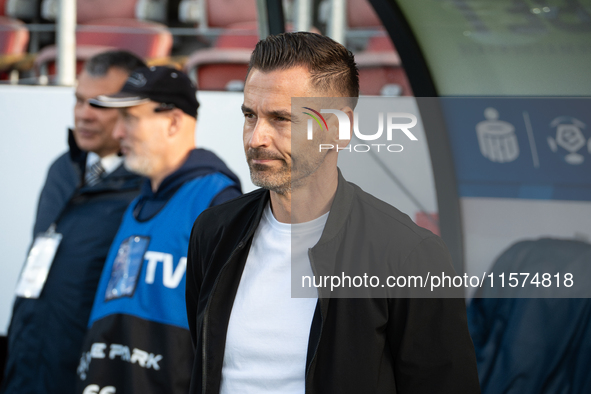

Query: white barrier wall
[1,86,73,335]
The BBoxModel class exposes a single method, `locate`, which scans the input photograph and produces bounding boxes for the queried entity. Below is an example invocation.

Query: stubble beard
[247,146,328,195]
[123,152,153,178]
[248,161,291,195]
[247,148,291,195]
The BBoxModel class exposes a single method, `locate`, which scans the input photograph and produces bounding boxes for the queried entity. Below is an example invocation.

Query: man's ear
[330,105,354,148]
[342,105,354,135]
[168,109,184,136]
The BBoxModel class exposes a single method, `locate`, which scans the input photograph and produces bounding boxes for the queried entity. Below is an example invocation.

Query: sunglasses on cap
[153,103,176,113]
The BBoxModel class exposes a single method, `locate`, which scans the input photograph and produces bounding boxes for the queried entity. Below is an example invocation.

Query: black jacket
[1,131,142,394]
[186,170,480,394]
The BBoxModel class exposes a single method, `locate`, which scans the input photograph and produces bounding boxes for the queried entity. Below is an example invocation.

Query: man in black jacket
[1,51,145,394]
[186,32,480,394]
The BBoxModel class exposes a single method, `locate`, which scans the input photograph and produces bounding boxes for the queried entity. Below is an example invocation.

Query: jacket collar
[67,129,87,185]
[245,188,271,243]
[250,168,352,242]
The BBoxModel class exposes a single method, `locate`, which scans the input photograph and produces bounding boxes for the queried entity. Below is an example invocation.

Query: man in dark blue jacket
[1,51,146,394]
[75,66,241,394]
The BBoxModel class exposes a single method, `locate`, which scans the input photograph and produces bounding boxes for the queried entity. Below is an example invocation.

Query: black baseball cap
[89,66,199,118]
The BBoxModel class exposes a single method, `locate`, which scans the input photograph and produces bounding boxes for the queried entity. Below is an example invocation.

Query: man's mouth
[251,158,278,164]
[75,128,96,138]
[247,149,283,163]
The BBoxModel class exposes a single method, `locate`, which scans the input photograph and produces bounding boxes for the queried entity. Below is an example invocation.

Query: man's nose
[248,120,273,148]
[112,118,125,139]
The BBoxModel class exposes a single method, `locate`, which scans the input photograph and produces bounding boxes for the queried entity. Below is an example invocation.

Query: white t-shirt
[220,203,328,394]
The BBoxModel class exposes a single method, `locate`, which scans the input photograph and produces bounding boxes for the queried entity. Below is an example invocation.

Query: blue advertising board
[441,98,591,201]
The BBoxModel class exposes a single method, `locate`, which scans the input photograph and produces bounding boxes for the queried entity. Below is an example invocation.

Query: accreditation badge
[105,235,150,301]
[15,224,63,299]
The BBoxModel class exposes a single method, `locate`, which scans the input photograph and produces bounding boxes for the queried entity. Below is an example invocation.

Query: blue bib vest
[76,172,236,394]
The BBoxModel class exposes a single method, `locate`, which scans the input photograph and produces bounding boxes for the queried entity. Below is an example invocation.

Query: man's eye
[244,113,255,119]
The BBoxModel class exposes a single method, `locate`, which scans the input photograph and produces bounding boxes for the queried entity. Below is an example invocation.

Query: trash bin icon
[476,107,520,163]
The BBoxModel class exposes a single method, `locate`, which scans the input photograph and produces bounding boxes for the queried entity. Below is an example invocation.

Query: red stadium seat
[178,0,260,90]
[184,48,251,90]
[76,19,172,57]
[34,18,172,79]
[207,0,257,28]
[0,16,28,54]
[184,24,258,91]
[0,16,29,81]
[77,0,136,23]
[347,0,381,28]
[39,0,137,23]
[214,23,258,49]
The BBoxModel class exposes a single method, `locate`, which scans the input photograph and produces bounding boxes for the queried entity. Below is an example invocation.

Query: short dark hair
[84,50,147,77]
[247,32,359,99]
